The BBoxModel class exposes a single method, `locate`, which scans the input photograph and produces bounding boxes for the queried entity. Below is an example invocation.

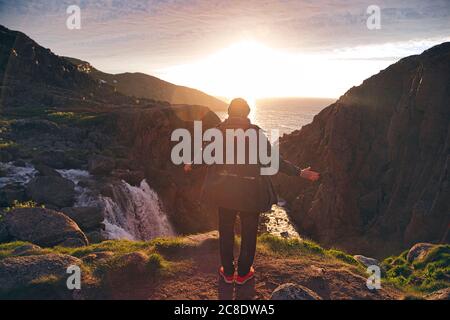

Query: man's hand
[184,164,193,173]
[300,167,320,181]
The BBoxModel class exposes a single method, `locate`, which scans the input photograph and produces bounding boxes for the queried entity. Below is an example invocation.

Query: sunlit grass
[381,244,450,293]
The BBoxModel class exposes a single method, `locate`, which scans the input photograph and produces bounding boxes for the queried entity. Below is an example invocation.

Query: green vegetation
[1,200,45,222]
[259,233,324,255]
[258,234,363,267]
[4,200,44,212]
[0,140,17,150]
[327,249,360,266]
[152,237,194,255]
[0,241,34,259]
[54,240,151,258]
[147,253,168,274]
[382,245,450,293]
[1,234,447,299]
[47,111,98,125]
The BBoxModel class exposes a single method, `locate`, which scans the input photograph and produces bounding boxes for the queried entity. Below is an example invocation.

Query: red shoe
[219,266,235,284]
[235,266,255,285]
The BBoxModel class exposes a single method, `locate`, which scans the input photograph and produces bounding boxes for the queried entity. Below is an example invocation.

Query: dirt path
[109,232,402,300]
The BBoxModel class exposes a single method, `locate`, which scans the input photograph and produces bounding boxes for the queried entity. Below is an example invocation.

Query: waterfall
[59,169,175,241]
[1,162,174,241]
[58,169,175,241]
[96,180,175,241]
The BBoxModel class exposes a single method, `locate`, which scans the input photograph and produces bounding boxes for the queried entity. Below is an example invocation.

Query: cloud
[0,0,449,90]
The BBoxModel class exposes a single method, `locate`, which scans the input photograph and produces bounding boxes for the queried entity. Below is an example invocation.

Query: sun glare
[156,40,393,101]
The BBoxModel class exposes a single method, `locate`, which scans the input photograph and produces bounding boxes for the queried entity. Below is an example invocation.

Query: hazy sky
[1,0,449,99]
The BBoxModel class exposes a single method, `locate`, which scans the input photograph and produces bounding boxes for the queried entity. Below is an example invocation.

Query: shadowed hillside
[65,57,227,112]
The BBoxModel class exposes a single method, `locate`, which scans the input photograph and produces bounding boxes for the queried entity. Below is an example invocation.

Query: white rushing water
[95,180,175,241]
[62,170,175,241]
[1,162,175,241]
[0,162,37,188]
[261,204,300,239]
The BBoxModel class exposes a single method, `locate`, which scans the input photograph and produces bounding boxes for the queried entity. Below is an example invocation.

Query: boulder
[88,155,115,175]
[406,243,436,263]
[270,283,322,300]
[2,208,88,247]
[60,207,104,230]
[353,255,380,267]
[0,254,81,293]
[34,164,62,177]
[0,183,26,207]
[86,230,105,244]
[26,176,75,208]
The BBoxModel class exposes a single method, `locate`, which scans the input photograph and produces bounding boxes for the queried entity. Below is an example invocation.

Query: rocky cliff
[275,43,450,257]
[0,25,219,237]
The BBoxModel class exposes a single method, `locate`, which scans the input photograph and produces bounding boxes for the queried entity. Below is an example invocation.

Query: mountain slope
[275,42,450,257]
[65,57,227,111]
[0,25,145,109]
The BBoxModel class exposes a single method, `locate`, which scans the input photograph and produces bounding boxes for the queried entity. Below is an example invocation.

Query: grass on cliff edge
[1,236,448,297]
[381,244,449,294]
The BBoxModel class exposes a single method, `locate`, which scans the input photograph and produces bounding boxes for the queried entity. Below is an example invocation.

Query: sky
[1,0,450,100]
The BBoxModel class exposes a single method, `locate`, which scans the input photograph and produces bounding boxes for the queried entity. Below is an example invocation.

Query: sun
[157,39,373,100]
[207,41,273,102]
[156,40,280,102]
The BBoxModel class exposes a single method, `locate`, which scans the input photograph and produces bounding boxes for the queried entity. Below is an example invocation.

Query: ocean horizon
[217,97,336,136]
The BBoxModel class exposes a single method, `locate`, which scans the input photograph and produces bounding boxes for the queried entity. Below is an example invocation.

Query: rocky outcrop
[275,43,450,257]
[0,254,81,293]
[270,283,322,300]
[0,183,26,207]
[26,176,75,208]
[60,207,104,231]
[406,243,436,263]
[353,255,379,267]
[1,208,88,247]
[88,155,115,176]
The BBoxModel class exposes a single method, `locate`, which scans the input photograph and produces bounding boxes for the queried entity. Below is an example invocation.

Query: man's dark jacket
[200,117,300,213]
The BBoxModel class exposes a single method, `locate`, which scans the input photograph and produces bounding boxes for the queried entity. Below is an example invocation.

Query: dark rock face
[60,207,104,231]
[0,183,26,207]
[35,164,62,177]
[88,155,115,176]
[26,176,75,208]
[2,208,88,247]
[275,43,450,256]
